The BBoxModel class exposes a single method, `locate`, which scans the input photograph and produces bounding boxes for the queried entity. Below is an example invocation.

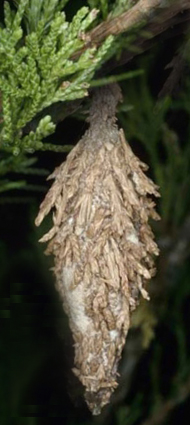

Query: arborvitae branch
[0,1,113,155]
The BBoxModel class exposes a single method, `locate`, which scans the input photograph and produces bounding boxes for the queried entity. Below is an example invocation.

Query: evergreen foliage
[0,0,113,156]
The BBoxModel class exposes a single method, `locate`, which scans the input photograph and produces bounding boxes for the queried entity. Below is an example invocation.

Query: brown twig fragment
[87,0,190,46]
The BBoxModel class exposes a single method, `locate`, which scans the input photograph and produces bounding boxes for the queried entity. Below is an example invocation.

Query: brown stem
[99,13,190,75]
[87,0,190,46]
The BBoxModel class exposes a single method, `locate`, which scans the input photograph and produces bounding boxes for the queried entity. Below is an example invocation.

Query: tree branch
[8,1,190,136]
[99,11,190,75]
[87,0,190,46]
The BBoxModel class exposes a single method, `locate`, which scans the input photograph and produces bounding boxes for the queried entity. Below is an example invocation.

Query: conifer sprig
[0,0,113,155]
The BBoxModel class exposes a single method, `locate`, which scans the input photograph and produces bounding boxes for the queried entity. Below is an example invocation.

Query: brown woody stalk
[76,0,190,54]
[35,84,160,414]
